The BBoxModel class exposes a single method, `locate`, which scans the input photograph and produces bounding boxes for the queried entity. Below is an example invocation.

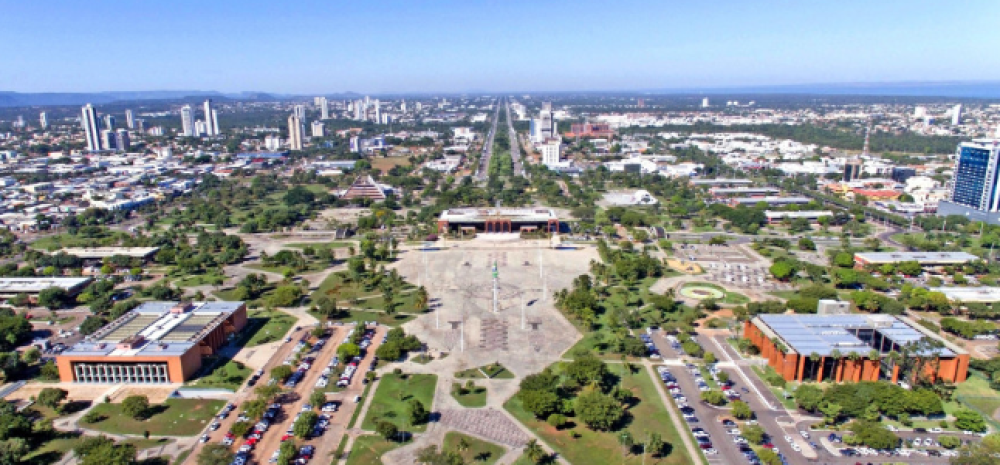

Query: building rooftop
[0,277,92,294]
[730,196,812,205]
[854,251,979,265]
[765,210,833,219]
[439,207,558,223]
[755,314,958,357]
[930,286,1000,303]
[63,301,244,358]
[57,247,160,259]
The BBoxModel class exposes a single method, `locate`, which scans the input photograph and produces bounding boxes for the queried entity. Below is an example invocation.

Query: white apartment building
[539,139,562,167]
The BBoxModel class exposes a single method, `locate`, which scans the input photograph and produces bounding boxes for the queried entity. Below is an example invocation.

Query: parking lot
[648,331,963,465]
[185,323,386,465]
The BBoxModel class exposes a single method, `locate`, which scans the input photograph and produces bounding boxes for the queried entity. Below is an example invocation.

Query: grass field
[240,309,297,347]
[442,431,506,464]
[173,271,226,288]
[451,382,488,408]
[345,435,407,465]
[362,373,437,432]
[186,359,252,391]
[455,363,515,380]
[30,231,129,251]
[21,435,83,465]
[682,282,749,305]
[504,363,695,465]
[81,399,225,437]
[312,272,420,312]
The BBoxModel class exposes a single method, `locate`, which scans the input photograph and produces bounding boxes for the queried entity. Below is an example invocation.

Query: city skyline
[1,0,999,94]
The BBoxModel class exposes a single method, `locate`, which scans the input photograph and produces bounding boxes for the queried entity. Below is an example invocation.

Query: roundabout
[679,283,726,300]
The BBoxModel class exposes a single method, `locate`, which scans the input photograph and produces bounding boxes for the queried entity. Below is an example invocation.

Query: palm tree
[415,286,429,311]
[456,437,470,454]
[524,439,545,464]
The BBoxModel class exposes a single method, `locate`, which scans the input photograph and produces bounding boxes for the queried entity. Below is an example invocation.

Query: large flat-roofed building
[56,247,160,261]
[437,207,559,233]
[691,178,753,187]
[728,196,812,207]
[710,187,779,198]
[0,277,92,298]
[56,301,247,384]
[930,286,1000,303]
[853,251,979,268]
[764,210,833,223]
[744,314,968,383]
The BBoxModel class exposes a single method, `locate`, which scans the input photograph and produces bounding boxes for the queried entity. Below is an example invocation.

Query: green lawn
[504,364,696,465]
[186,359,252,391]
[22,435,83,465]
[442,432,506,464]
[451,383,488,408]
[81,399,225,437]
[362,373,437,432]
[173,272,225,288]
[122,437,173,450]
[312,272,421,314]
[345,435,407,465]
[241,309,297,347]
[245,261,328,275]
[455,363,515,379]
[682,282,749,305]
[30,231,129,251]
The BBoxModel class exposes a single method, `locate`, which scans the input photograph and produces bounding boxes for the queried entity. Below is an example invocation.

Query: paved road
[504,99,523,177]
[475,99,501,180]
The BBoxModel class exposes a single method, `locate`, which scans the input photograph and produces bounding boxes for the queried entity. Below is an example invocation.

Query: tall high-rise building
[294,104,306,121]
[843,159,863,182]
[211,110,220,135]
[288,114,304,150]
[311,121,326,138]
[203,99,218,136]
[180,105,195,137]
[952,104,963,126]
[103,114,116,130]
[415,102,422,112]
[400,100,407,113]
[317,97,329,120]
[701,97,710,108]
[374,100,381,124]
[354,100,364,120]
[101,129,117,151]
[81,104,102,151]
[195,120,207,136]
[125,109,135,129]
[947,140,1000,213]
[540,139,562,167]
[115,129,130,150]
[135,119,146,132]
[39,112,48,129]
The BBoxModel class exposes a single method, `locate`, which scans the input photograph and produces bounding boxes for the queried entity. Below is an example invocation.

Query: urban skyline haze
[1,0,999,94]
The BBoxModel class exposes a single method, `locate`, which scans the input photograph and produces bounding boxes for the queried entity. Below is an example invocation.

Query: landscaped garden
[361,372,437,432]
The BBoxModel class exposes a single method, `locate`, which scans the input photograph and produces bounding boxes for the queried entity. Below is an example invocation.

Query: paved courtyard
[393,235,597,376]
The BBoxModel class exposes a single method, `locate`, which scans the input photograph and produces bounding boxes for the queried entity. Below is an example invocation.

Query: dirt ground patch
[666,259,702,274]
[109,385,180,403]
[5,383,113,403]
[371,157,411,172]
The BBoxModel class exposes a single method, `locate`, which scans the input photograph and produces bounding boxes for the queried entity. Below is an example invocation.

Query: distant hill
[656,81,1000,99]
[0,90,231,107]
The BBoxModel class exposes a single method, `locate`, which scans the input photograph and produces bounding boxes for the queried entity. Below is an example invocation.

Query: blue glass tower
[951,140,1000,212]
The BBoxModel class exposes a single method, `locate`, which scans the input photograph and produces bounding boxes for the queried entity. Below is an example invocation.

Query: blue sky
[1,0,998,94]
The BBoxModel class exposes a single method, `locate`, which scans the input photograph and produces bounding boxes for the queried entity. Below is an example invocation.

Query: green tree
[617,430,634,457]
[36,387,68,410]
[270,365,293,382]
[121,395,150,420]
[769,261,794,281]
[408,399,429,426]
[646,431,665,458]
[794,384,824,412]
[375,420,398,441]
[520,389,561,419]
[732,400,753,420]
[37,287,69,310]
[797,237,816,251]
[700,390,727,406]
[229,421,251,438]
[293,411,318,438]
[197,444,235,465]
[954,408,987,432]
[524,439,546,464]
[277,441,297,465]
[742,424,766,444]
[309,390,326,408]
[574,389,624,431]
[337,342,360,361]
[0,438,28,465]
[21,347,40,365]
